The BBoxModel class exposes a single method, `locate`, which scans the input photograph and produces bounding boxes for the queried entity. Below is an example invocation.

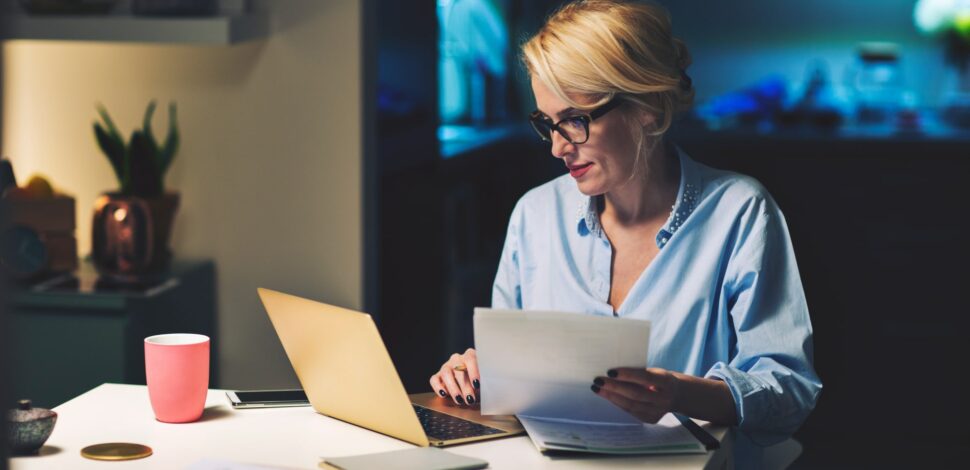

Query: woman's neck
[601,144,680,227]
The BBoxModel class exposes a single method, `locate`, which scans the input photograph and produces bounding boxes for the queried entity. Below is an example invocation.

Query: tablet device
[322,447,487,470]
[226,389,310,409]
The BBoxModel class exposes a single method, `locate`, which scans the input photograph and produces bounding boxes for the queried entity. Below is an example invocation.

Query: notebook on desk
[516,413,709,455]
[257,288,524,447]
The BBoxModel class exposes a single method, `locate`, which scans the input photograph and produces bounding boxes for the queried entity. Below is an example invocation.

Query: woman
[429,0,821,466]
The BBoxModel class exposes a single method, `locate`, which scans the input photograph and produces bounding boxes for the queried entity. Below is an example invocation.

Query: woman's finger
[594,385,637,412]
[597,376,674,409]
[607,367,669,391]
[463,348,482,391]
[595,387,666,423]
[434,350,481,405]
[439,359,466,405]
[429,373,448,398]
[452,365,477,405]
[595,377,657,403]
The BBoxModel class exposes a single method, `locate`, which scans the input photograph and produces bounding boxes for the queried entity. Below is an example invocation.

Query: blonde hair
[522,0,694,138]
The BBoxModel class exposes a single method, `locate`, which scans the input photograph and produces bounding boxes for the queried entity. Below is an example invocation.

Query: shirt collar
[576,193,601,237]
[656,145,701,249]
[575,145,702,248]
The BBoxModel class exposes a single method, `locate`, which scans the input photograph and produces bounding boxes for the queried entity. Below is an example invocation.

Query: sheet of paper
[517,413,705,455]
[474,308,650,423]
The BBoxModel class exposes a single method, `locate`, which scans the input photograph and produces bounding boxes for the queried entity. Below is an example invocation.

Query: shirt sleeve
[491,200,524,309]
[705,195,823,446]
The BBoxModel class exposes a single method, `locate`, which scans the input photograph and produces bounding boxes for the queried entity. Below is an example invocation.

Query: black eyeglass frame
[528,99,622,144]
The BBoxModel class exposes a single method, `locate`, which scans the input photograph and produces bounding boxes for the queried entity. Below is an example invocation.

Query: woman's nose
[550,131,574,159]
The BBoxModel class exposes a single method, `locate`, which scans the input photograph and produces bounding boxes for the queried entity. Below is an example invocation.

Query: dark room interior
[2,0,967,468]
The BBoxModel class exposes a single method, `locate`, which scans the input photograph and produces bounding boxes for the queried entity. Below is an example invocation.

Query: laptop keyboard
[413,404,506,441]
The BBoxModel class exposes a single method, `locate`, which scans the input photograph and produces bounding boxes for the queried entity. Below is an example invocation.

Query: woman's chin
[575,180,607,197]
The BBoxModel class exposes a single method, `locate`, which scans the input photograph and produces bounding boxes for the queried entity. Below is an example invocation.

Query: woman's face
[531,77,652,196]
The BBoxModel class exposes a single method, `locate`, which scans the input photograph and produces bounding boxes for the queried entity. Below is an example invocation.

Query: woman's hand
[591,367,681,423]
[429,348,480,406]
[592,367,738,425]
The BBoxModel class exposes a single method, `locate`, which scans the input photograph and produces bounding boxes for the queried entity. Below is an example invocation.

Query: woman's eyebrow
[535,106,578,120]
[555,107,578,118]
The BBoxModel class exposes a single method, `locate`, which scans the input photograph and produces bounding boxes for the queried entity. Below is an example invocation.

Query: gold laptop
[257,288,524,447]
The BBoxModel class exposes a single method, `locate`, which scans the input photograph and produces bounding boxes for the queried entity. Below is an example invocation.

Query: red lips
[567,162,593,178]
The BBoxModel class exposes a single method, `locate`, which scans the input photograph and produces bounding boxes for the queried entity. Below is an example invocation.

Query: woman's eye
[564,117,585,129]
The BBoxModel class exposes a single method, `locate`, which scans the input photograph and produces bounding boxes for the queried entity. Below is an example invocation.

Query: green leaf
[142,100,157,152]
[121,132,132,195]
[159,102,179,176]
[142,100,157,131]
[96,103,123,145]
[94,122,125,186]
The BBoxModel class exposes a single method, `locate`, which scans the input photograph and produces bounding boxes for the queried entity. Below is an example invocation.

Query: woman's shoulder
[511,173,578,217]
[498,174,580,240]
[693,160,775,216]
[522,172,576,201]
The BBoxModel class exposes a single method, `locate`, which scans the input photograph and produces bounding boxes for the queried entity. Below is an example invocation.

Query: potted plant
[92,100,179,281]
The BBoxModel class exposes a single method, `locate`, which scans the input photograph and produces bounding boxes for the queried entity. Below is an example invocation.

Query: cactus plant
[93,101,179,198]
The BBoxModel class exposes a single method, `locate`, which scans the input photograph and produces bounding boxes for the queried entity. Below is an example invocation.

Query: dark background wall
[375,0,564,393]
[1,47,8,470]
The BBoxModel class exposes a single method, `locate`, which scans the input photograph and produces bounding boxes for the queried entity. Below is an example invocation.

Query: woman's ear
[638,109,659,129]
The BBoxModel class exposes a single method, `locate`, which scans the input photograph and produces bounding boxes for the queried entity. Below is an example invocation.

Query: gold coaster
[80,443,153,461]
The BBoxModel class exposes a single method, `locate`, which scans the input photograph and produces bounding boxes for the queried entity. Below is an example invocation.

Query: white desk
[10,384,733,469]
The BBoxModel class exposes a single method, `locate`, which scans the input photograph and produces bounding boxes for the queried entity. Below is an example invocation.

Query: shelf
[0,12,268,44]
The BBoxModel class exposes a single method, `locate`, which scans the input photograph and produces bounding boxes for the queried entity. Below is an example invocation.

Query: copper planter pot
[92,192,179,282]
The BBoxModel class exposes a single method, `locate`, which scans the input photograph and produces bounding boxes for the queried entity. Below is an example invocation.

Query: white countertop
[10,383,732,469]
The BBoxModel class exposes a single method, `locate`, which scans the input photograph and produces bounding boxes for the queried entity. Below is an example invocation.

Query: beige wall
[2,0,364,388]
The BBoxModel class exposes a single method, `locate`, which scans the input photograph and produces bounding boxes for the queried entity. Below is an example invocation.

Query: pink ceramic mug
[144,333,210,423]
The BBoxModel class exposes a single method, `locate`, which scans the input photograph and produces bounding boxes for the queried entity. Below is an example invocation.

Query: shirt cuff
[704,361,766,430]
[706,362,803,447]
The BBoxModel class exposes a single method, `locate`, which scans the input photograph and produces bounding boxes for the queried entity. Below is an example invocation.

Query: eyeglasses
[528,99,621,145]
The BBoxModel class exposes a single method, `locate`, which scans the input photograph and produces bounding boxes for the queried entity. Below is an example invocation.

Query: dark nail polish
[473,379,480,389]
[438,389,447,397]
[466,395,475,404]
[591,384,601,393]
[456,395,465,405]
[593,377,605,386]
[607,369,618,378]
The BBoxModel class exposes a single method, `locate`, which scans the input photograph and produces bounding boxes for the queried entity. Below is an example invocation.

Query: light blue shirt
[491,147,822,467]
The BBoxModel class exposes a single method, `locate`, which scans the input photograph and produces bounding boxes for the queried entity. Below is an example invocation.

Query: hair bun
[679,70,692,91]
[672,37,692,71]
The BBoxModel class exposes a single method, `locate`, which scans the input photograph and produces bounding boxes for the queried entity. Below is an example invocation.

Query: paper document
[474,308,650,423]
[517,413,706,454]
[474,308,709,455]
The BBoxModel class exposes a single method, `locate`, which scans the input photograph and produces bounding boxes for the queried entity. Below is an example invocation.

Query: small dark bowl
[7,400,57,455]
